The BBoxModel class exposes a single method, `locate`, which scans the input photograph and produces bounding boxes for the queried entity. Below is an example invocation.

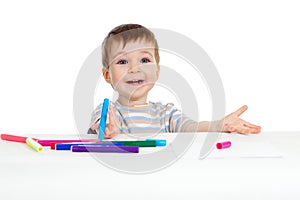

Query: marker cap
[216,141,231,149]
[26,137,44,152]
[146,139,167,146]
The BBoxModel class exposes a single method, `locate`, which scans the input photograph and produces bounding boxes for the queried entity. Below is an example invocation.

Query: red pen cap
[50,142,62,150]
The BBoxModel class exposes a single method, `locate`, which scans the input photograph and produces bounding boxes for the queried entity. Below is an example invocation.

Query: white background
[0,0,299,135]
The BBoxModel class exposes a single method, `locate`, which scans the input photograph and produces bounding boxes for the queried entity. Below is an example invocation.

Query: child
[88,24,261,138]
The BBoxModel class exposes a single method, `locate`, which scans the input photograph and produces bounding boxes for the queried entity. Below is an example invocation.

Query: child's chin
[122,89,149,99]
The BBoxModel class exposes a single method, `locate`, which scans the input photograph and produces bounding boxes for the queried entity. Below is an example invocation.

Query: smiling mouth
[126,79,145,86]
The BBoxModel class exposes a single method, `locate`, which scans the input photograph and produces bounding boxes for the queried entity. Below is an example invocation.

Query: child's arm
[184,105,261,134]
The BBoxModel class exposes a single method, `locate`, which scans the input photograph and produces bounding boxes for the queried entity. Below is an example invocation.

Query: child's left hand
[221,105,261,134]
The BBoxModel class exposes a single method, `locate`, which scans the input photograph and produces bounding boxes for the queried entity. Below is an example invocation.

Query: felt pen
[49,141,111,149]
[98,98,109,141]
[52,140,159,150]
[114,140,157,147]
[216,141,232,149]
[1,134,38,143]
[146,139,167,146]
[54,143,123,150]
[49,141,121,149]
[0,134,98,146]
[26,137,44,152]
[72,145,139,153]
[85,140,159,147]
[37,139,98,147]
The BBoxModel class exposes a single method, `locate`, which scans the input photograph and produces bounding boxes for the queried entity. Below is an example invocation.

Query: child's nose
[128,62,141,73]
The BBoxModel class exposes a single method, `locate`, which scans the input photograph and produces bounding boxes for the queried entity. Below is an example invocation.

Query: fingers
[242,120,261,133]
[226,122,261,134]
[91,123,99,131]
[104,127,114,139]
[108,106,115,125]
[224,105,261,134]
[234,105,248,117]
[90,106,119,139]
[111,106,121,129]
[104,106,120,139]
[244,122,261,130]
[244,123,261,133]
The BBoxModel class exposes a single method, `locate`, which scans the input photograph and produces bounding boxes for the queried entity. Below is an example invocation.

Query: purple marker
[71,145,139,153]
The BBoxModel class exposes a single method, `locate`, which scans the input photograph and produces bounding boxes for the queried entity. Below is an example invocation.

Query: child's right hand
[91,106,121,139]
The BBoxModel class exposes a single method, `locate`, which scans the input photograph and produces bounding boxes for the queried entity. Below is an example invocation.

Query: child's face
[103,39,160,104]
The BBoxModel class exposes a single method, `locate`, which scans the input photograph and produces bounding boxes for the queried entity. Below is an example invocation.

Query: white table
[1,132,300,200]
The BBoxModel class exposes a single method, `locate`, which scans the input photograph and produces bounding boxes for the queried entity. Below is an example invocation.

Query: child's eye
[140,57,151,63]
[117,59,128,65]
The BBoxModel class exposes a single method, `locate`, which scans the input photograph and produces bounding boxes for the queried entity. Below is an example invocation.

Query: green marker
[115,140,157,147]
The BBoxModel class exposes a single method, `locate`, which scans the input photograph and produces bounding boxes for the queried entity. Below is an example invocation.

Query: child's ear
[102,67,111,84]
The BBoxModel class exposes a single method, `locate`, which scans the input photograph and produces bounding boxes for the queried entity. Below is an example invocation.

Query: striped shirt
[88,101,195,134]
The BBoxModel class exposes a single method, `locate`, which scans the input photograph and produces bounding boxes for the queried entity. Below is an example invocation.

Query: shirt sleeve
[166,103,195,132]
[89,103,103,128]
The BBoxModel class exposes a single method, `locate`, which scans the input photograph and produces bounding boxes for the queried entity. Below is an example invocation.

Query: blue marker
[146,139,167,146]
[55,143,123,150]
[98,98,109,141]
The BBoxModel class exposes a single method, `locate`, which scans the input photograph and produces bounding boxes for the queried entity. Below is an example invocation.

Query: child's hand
[103,106,121,138]
[91,106,121,139]
[221,105,261,134]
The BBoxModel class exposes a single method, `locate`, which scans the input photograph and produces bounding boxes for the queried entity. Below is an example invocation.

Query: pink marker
[1,134,99,147]
[37,139,98,146]
[1,134,38,143]
[216,141,231,149]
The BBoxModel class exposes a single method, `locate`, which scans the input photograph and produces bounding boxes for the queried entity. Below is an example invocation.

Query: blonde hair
[101,24,160,69]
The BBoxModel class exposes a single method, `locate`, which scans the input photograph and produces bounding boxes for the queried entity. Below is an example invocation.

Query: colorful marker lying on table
[98,98,109,141]
[26,137,44,152]
[72,145,139,153]
[51,140,166,150]
[0,134,98,146]
[53,142,123,150]
[37,139,98,147]
[114,140,157,147]
[0,134,38,143]
[146,139,167,146]
[216,141,232,149]
[1,133,167,154]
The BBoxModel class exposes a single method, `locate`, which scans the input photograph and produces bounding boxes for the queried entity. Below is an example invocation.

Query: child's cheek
[110,70,126,87]
[140,64,159,82]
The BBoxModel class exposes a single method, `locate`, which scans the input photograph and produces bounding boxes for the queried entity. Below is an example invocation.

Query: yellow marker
[26,137,43,152]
